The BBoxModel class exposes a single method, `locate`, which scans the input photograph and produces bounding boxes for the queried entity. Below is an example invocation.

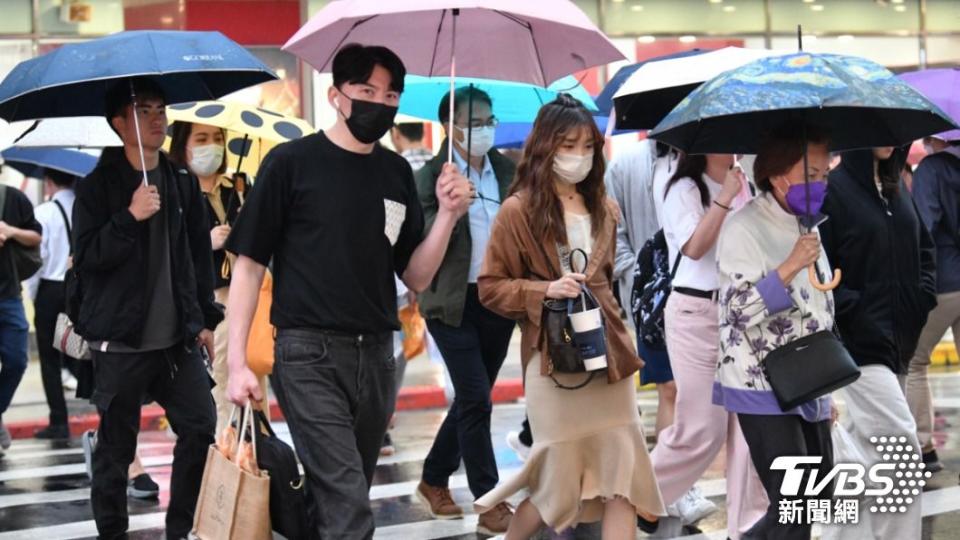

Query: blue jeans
[0,296,29,416]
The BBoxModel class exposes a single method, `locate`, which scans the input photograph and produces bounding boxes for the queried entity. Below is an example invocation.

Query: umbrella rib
[492,11,547,87]
[318,15,379,72]
[428,10,449,78]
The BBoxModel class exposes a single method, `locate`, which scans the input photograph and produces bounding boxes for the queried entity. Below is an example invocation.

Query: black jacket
[202,174,248,290]
[821,149,937,374]
[73,147,223,348]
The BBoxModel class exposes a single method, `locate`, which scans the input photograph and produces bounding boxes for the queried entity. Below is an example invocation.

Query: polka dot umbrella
[166,100,314,177]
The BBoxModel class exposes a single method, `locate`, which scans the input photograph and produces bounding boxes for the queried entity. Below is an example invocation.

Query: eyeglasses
[456,117,499,129]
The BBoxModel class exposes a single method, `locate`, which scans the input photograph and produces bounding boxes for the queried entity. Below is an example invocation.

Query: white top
[714,192,834,421]
[564,212,593,260]
[661,174,744,291]
[25,189,75,300]
[651,152,678,226]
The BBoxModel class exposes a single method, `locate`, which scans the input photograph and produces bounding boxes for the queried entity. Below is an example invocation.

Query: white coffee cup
[570,307,608,371]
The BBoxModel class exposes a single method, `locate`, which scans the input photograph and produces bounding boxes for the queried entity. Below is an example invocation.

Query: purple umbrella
[283,0,623,162]
[900,68,960,141]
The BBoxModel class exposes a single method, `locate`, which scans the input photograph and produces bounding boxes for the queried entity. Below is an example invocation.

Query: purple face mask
[783,181,827,216]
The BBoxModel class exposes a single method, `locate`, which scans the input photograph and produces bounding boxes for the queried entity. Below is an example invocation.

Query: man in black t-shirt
[0,185,42,453]
[225,44,473,538]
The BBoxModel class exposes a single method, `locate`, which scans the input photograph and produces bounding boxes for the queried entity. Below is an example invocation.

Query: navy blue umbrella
[0,31,276,122]
[593,49,708,117]
[1,147,97,178]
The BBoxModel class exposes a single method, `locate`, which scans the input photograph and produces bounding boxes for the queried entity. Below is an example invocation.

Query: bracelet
[713,199,732,211]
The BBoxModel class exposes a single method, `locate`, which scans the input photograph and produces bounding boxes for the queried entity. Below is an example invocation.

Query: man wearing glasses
[413,86,517,536]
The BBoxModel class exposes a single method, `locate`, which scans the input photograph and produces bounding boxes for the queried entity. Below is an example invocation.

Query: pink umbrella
[283,0,623,161]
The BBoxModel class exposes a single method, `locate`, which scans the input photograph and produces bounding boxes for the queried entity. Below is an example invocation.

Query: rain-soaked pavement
[0,368,958,539]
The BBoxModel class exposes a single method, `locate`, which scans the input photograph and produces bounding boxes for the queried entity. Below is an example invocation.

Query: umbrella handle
[808,264,841,291]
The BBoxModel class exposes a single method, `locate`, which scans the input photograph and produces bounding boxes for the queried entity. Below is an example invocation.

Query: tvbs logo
[772,436,931,514]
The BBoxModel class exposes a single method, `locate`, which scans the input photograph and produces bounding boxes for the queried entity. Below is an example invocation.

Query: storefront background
[0,0,958,157]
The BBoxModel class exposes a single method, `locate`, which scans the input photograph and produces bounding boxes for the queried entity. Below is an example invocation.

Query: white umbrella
[1,117,121,150]
[612,47,788,130]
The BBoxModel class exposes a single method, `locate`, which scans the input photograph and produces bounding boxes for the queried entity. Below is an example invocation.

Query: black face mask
[338,94,398,144]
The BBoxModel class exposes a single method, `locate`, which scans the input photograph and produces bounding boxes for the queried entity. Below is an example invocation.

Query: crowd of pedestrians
[0,38,955,540]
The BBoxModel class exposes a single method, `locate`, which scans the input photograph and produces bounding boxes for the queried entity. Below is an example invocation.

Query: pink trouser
[650,292,768,540]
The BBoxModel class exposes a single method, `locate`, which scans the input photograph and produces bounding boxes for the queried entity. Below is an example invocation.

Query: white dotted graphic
[383,199,407,247]
[869,434,925,514]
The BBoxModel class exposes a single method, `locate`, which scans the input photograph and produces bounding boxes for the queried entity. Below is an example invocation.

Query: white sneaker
[505,431,531,462]
[61,369,78,392]
[675,485,717,525]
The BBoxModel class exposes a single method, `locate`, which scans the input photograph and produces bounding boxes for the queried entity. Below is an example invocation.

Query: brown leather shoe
[415,481,463,519]
[477,502,513,535]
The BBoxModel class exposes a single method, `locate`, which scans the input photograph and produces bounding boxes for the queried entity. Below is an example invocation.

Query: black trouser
[270,328,396,540]
[422,285,516,498]
[34,279,69,426]
[738,414,833,540]
[90,346,215,540]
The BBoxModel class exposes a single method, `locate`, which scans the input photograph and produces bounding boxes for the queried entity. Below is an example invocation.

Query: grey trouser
[271,328,397,540]
[906,290,960,453]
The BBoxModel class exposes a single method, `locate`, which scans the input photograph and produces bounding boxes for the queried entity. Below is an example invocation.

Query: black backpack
[630,229,681,351]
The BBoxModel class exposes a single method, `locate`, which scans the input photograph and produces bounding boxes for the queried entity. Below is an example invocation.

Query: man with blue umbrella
[72,78,223,540]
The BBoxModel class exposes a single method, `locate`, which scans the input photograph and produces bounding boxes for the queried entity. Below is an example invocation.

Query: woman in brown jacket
[475,95,665,539]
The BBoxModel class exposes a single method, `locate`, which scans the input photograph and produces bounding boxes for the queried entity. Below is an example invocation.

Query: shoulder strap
[0,185,7,220]
[669,251,682,280]
[53,200,73,252]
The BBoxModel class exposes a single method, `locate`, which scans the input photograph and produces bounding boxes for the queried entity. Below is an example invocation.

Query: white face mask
[553,152,594,184]
[456,125,495,157]
[189,143,224,177]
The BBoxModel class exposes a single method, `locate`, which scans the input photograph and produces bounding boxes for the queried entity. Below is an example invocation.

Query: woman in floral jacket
[714,123,836,540]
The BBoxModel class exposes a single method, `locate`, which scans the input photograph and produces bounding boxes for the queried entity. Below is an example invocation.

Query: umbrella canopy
[650,52,958,155]
[1,117,121,150]
[1,147,98,178]
[398,75,597,123]
[284,0,622,87]
[899,68,960,142]
[0,31,277,122]
[613,47,786,131]
[594,49,709,117]
[493,115,610,149]
[166,101,315,176]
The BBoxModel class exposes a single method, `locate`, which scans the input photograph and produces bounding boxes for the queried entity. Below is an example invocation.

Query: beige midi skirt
[475,356,666,532]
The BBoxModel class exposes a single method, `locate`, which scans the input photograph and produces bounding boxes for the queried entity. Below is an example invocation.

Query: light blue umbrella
[1,147,97,178]
[0,30,276,122]
[398,75,597,123]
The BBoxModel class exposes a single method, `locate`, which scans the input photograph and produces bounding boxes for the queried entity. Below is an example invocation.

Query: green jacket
[415,140,516,326]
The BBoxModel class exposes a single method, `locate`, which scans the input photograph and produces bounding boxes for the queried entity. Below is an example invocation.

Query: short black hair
[104,77,166,122]
[438,86,493,126]
[332,43,406,94]
[394,123,424,142]
[44,168,77,188]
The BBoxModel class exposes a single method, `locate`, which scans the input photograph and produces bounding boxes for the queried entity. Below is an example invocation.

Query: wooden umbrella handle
[808,264,841,291]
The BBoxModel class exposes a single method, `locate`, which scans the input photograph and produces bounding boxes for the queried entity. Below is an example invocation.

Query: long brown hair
[509,94,608,244]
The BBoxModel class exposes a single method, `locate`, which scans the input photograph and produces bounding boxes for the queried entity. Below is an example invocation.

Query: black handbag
[0,186,42,281]
[251,409,311,539]
[541,247,606,390]
[761,326,860,411]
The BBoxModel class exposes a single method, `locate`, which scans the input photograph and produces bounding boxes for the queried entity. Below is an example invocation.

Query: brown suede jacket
[477,189,643,384]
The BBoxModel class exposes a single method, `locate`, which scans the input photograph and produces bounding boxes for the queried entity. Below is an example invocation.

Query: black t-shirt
[226,132,424,333]
[0,186,42,299]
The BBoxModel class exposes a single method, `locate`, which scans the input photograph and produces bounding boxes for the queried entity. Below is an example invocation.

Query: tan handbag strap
[235,403,259,466]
